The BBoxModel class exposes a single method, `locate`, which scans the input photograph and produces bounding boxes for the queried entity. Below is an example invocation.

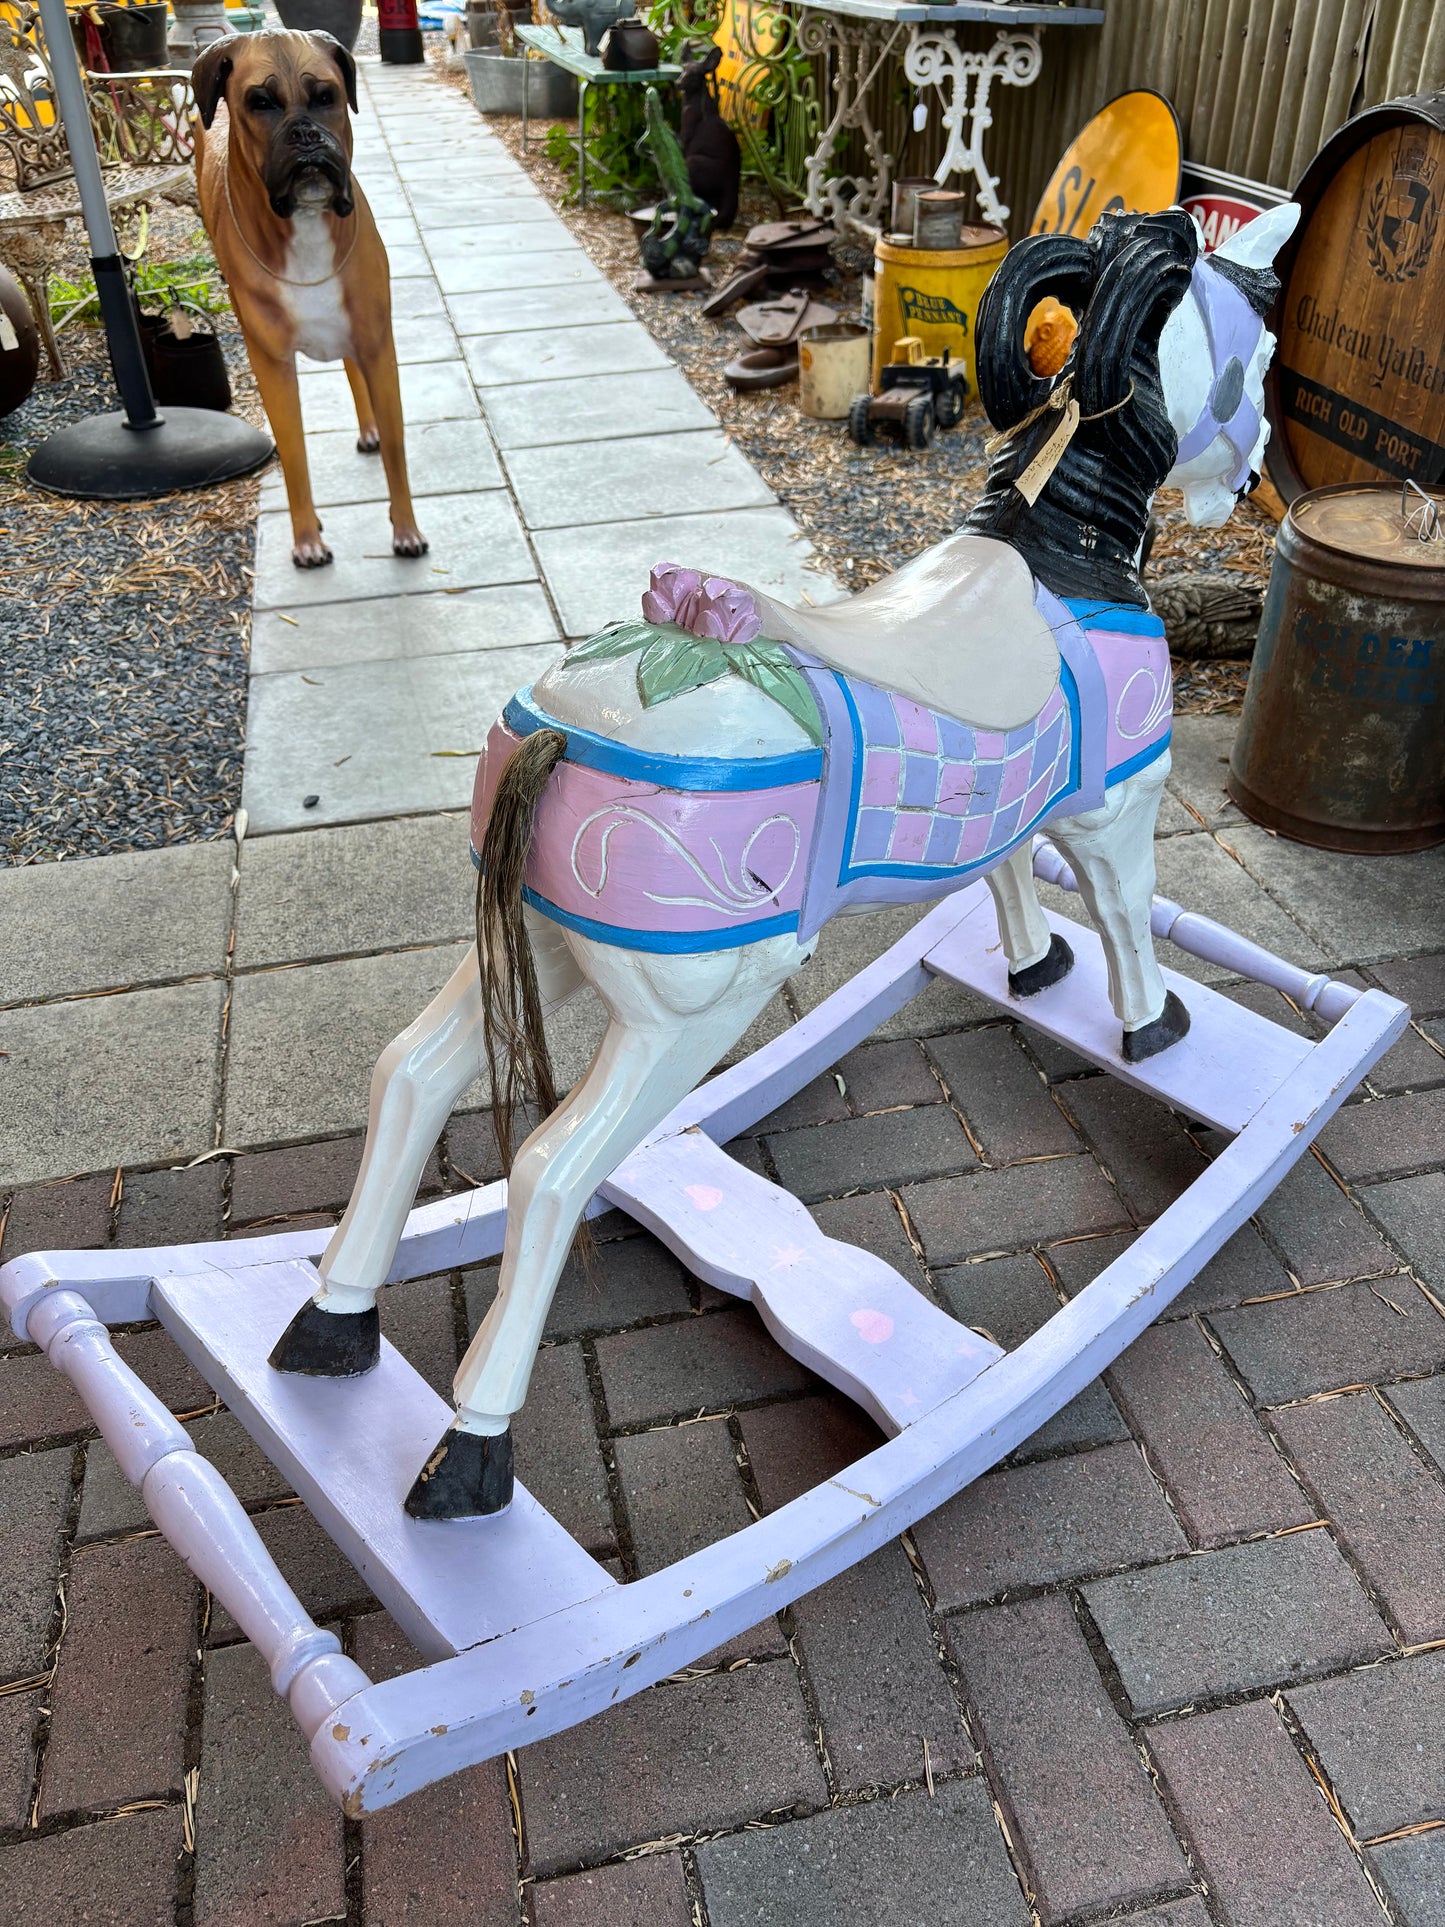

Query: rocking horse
[1,205,1411,1812]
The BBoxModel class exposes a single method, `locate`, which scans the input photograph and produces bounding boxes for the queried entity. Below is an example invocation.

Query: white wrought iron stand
[796,0,1104,229]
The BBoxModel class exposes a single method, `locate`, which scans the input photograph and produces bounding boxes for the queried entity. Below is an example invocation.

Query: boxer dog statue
[193,30,427,568]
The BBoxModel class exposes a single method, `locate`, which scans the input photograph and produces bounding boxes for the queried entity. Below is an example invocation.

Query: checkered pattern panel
[847,679,1073,876]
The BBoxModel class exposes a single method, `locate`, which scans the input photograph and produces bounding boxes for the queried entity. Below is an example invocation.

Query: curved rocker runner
[0,201,1413,1813]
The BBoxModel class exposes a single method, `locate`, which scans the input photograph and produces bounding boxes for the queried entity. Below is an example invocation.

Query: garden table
[780,0,1104,229]
[515,22,682,210]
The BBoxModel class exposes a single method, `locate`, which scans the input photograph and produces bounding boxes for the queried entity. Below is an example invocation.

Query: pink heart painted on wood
[850,1308,895,1345]
[684,1183,724,1212]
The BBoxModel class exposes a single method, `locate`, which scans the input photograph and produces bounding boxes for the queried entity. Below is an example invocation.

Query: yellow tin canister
[870,224,1007,399]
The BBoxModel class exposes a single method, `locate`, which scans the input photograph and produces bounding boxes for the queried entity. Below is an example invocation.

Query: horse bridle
[1173,258,1268,492]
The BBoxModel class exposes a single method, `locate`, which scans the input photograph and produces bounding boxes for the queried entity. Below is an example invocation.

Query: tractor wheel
[934,375,967,431]
[902,393,935,449]
[847,395,875,446]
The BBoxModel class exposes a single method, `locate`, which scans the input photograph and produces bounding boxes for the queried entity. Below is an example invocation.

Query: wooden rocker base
[0,845,1408,1814]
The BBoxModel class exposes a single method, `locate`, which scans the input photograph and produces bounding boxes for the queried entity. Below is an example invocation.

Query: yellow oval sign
[1032,91,1182,238]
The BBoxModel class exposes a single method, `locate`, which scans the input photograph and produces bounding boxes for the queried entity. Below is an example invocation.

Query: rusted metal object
[1228,482,1445,852]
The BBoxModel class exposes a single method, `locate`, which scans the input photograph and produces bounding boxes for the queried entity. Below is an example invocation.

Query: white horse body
[276,203,1300,1517]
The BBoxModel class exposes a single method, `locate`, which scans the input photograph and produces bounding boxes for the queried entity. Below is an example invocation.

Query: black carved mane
[964,209,1202,607]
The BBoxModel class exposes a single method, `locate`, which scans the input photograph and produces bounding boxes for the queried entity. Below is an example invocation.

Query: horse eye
[1210,356,1245,422]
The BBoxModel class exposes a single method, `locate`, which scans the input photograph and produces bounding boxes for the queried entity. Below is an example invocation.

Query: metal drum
[1228,483,1445,852]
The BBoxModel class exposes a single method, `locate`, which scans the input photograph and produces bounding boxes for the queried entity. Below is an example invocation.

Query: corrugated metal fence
[856,0,1445,236]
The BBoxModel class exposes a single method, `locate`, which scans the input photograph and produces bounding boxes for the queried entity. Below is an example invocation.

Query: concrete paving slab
[533,505,838,636]
[241,642,563,831]
[0,842,233,1007]
[253,489,534,611]
[251,582,558,675]
[1224,826,1445,967]
[431,226,581,286]
[447,280,633,337]
[296,359,477,436]
[463,321,670,388]
[0,980,224,1187]
[390,276,449,319]
[426,248,607,294]
[224,943,606,1144]
[258,419,502,512]
[505,429,775,530]
[414,194,555,227]
[384,244,432,279]
[385,313,463,365]
[374,215,421,250]
[483,367,715,450]
[415,171,545,202]
[1166,715,1244,827]
[235,812,474,968]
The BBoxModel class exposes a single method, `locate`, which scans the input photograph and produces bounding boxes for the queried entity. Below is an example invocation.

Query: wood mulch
[449,55,1271,718]
[1,209,264,866]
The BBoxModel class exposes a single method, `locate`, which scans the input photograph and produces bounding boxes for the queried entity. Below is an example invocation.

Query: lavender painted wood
[1031,841,1364,1024]
[603,1132,1002,1432]
[309,986,1408,1812]
[12,1288,371,1730]
[152,1258,616,1659]
[924,907,1312,1135]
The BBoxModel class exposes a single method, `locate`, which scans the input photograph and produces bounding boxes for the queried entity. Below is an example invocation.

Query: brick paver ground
[4,50,1445,1927]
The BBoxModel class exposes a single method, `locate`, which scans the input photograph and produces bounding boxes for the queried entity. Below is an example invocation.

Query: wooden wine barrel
[1266,93,1445,506]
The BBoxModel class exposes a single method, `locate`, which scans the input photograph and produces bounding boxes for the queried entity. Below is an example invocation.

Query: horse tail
[476,729,568,1171]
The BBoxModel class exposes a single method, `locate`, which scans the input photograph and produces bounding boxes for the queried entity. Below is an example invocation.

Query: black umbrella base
[28,408,274,501]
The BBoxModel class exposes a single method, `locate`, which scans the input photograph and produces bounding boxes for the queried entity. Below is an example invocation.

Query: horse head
[1157,202,1301,526]
[968,203,1299,597]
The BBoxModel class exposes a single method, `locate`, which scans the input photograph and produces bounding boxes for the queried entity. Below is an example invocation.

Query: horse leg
[1045,752,1189,1062]
[986,841,1074,995]
[269,913,584,1376]
[405,935,805,1519]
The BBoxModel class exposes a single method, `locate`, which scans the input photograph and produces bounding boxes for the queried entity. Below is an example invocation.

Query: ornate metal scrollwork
[902,27,1042,226]
[796,10,902,227]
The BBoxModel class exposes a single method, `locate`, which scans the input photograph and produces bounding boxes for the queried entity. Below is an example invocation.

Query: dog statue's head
[195,29,358,220]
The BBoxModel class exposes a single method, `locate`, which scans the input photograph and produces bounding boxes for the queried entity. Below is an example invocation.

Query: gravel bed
[1,232,263,868]
[467,70,1274,715]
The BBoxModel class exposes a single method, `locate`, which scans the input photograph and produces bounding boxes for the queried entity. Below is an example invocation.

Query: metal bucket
[799,322,870,421]
[870,225,1006,401]
[1228,483,1445,852]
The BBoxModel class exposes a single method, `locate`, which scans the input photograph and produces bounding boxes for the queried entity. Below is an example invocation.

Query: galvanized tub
[1228,483,1445,852]
[463,48,578,117]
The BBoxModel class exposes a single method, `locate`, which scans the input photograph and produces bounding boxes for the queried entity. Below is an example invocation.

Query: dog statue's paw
[292,535,333,569]
[392,526,429,558]
[356,427,380,454]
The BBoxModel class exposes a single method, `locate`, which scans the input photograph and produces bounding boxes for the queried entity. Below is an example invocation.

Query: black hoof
[1009,932,1075,998]
[1122,989,1191,1063]
[268,1300,380,1376]
[404,1425,514,1520]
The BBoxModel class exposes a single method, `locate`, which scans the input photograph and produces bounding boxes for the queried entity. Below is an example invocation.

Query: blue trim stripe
[1105,733,1171,788]
[1063,596,1166,638]
[504,690,823,792]
[520,886,800,955]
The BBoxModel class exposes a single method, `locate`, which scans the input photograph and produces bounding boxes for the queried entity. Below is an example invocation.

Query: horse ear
[192,37,235,129]
[311,30,358,111]
[702,41,722,75]
[974,232,1095,431]
[1213,200,1300,270]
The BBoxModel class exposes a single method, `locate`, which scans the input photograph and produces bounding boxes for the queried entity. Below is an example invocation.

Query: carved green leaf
[565,619,659,666]
[727,643,824,746]
[637,633,730,707]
